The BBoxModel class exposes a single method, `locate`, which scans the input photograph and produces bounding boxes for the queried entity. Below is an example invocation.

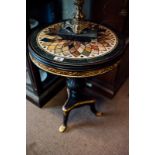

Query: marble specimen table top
[28,20,124,75]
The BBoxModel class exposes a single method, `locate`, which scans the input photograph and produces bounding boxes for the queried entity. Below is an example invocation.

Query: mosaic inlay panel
[37,21,118,60]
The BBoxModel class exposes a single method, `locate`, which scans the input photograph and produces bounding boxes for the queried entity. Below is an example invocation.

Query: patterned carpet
[27,80,129,155]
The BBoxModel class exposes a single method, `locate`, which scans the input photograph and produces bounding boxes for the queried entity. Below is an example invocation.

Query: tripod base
[59,78,104,133]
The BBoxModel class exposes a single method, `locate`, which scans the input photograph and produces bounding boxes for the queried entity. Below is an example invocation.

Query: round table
[28,20,124,132]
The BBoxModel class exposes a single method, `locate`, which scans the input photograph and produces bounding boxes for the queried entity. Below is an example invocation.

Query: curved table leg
[59,111,70,133]
[90,104,104,117]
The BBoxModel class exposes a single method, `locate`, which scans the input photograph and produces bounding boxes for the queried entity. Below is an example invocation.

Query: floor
[26,79,129,155]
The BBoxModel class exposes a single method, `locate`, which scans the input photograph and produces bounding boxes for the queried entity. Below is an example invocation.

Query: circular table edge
[29,54,119,78]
